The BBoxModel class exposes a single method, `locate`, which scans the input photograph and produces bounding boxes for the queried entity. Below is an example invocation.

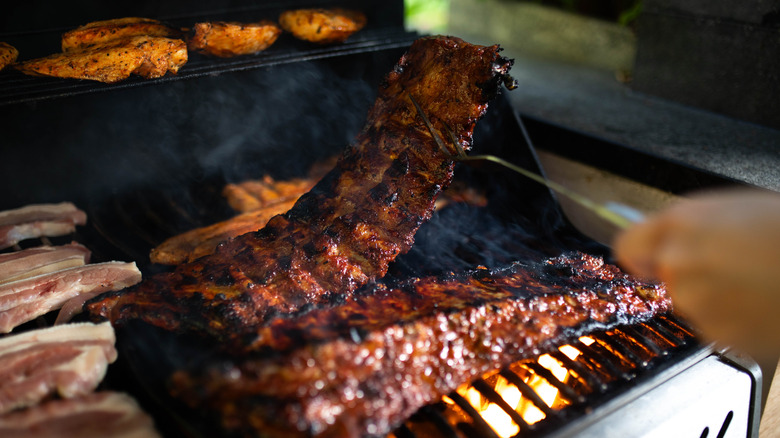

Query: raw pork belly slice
[0,243,91,284]
[0,262,141,333]
[0,391,160,438]
[0,203,87,249]
[0,322,117,414]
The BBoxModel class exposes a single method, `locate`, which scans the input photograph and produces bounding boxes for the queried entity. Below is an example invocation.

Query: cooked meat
[87,36,513,344]
[0,203,87,250]
[0,262,141,333]
[187,20,281,57]
[149,198,297,265]
[0,243,91,284]
[0,42,18,71]
[279,8,366,44]
[0,391,160,438]
[224,176,315,212]
[61,17,183,52]
[0,322,116,414]
[170,252,671,437]
[152,159,334,265]
[223,158,334,213]
[15,36,187,84]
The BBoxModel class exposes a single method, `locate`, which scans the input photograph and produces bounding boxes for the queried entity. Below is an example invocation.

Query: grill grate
[393,314,705,438]
[0,27,418,107]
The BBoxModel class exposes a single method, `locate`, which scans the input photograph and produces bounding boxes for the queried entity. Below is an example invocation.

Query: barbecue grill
[0,1,763,436]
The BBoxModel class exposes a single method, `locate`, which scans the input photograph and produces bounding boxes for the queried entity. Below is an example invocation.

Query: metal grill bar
[0,28,418,107]
[572,340,634,381]
[588,332,645,369]
[472,378,532,429]
[498,369,554,419]
[395,316,703,438]
[522,361,586,404]
[448,392,502,438]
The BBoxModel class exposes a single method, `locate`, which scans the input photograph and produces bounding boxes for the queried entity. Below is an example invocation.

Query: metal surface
[566,355,756,438]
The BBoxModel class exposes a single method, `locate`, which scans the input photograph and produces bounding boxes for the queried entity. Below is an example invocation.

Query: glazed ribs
[170,252,671,437]
[87,36,514,343]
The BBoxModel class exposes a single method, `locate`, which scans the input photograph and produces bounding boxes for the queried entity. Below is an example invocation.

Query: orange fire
[444,336,595,437]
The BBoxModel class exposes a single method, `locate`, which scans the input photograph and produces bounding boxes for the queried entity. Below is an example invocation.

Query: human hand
[613,189,780,359]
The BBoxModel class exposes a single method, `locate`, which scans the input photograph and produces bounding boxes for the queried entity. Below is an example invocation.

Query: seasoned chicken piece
[61,17,183,52]
[15,36,187,83]
[0,42,18,71]
[279,8,366,44]
[187,20,281,57]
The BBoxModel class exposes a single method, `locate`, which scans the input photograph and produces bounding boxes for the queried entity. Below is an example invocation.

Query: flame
[444,341,589,437]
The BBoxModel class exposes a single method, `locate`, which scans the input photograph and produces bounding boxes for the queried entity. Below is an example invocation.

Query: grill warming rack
[0,29,417,107]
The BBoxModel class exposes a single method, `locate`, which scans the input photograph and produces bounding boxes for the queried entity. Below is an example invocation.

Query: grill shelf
[0,27,418,107]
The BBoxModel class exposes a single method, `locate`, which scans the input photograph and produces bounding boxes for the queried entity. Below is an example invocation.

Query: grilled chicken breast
[15,36,187,83]
[279,8,366,44]
[0,42,18,71]
[61,17,183,52]
[187,20,281,57]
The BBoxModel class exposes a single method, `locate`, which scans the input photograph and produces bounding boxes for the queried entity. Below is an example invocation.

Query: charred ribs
[170,252,670,437]
[87,36,514,343]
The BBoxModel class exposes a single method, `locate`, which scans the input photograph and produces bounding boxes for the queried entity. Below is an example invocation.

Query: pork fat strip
[0,391,160,438]
[170,252,671,438]
[0,243,91,284]
[61,17,183,52]
[0,202,87,250]
[0,262,141,333]
[187,21,282,57]
[87,36,513,341]
[0,322,116,414]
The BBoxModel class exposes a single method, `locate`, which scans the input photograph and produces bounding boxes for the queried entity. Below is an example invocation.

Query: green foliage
[404,0,450,33]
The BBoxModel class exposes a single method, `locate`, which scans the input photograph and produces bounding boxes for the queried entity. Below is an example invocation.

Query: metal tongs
[409,94,644,230]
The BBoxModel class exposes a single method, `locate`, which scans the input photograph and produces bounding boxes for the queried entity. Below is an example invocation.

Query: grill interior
[64,93,710,437]
[0,5,755,434]
[396,314,705,438]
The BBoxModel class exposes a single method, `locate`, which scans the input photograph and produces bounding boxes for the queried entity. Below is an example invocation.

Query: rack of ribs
[169,252,671,437]
[86,36,514,343]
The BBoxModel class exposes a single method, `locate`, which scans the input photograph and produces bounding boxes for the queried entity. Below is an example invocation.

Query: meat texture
[0,322,117,414]
[15,36,187,84]
[0,261,141,333]
[87,36,513,342]
[170,252,671,437]
[61,17,183,52]
[0,243,91,284]
[0,203,87,250]
[0,391,160,438]
[279,8,366,44]
[149,198,298,265]
[152,179,487,266]
[187,21,281,57]
[0,42,18,71]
